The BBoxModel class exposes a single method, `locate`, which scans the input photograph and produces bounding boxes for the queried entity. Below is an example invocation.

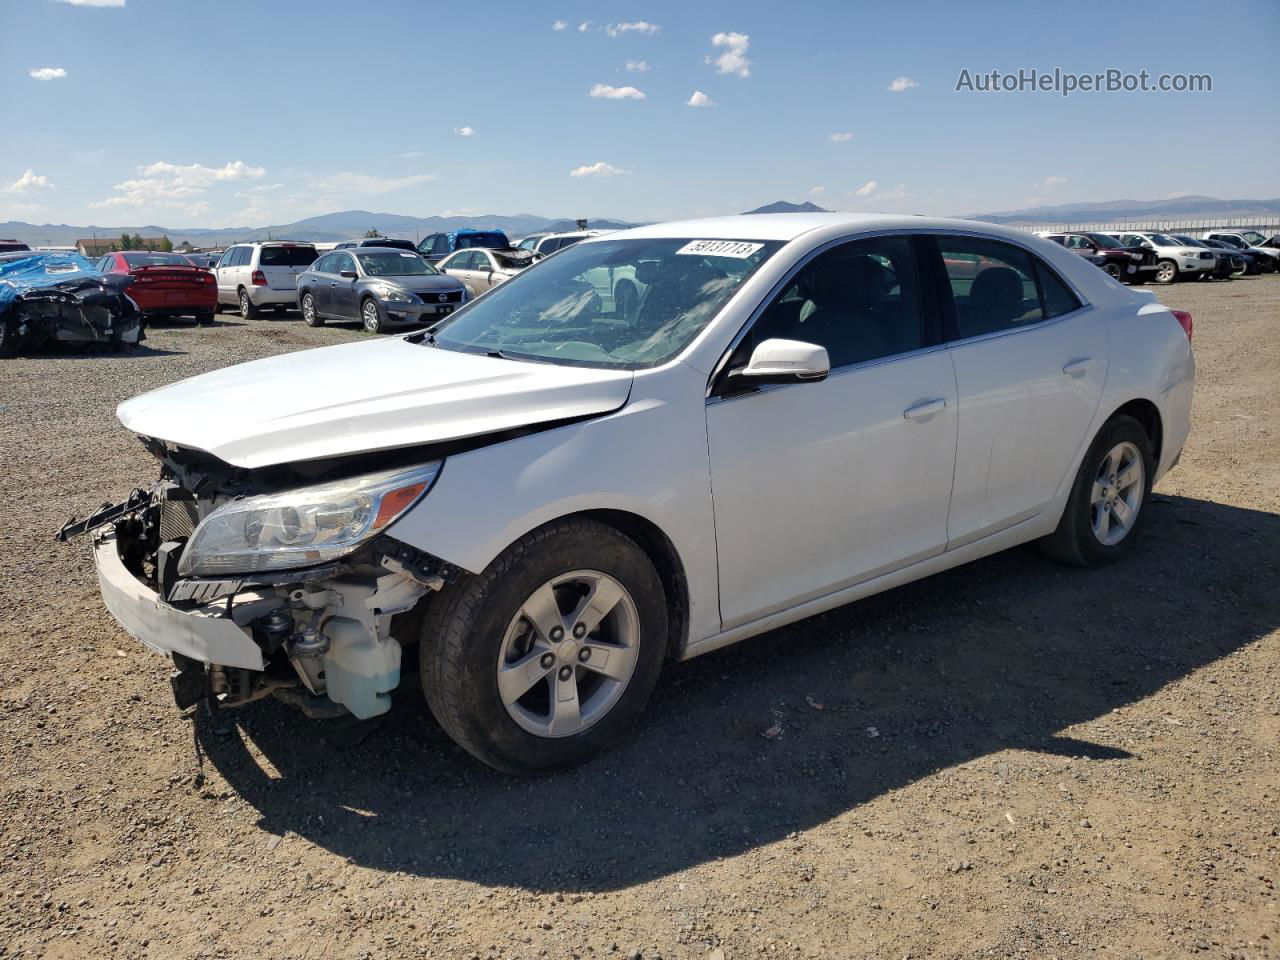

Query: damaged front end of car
[0,253,144,357]
[58,439,459,720]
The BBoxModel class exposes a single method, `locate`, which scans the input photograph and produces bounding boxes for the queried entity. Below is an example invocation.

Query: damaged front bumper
[83,490,455,720]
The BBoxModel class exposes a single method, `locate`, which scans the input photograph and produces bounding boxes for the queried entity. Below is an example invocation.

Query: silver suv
[1105,232,1214,284]
[214,242,319,319]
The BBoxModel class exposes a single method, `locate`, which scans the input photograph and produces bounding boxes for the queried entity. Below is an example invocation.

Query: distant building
[75,236,170,257]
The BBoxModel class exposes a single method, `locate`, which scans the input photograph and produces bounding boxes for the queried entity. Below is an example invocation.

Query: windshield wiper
[486,348,552,364]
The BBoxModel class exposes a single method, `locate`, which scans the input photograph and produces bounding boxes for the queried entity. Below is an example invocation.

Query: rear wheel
[1154,260,1178,284]
[195,311,215,326]
[1039,414,1154,567]
[1101,262,1122,281]
[0,315,20,358]
[360,297,385,334]
[420,518,668,774]
[238,288,259,320]
[301,292,323,327]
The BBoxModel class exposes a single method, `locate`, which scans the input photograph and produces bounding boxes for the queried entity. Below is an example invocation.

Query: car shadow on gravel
[197,493,1280,892]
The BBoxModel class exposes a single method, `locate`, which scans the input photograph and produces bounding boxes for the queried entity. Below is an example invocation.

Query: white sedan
[73,213,1195,774]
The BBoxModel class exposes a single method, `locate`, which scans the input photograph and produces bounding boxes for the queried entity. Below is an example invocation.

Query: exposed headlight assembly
[178,462,442,577]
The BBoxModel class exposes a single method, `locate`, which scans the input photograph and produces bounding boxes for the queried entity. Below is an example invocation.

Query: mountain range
[0,211,641,249]
[3,196,1276,249]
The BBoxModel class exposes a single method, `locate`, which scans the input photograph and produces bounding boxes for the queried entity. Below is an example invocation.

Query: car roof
[591,213,1053,245]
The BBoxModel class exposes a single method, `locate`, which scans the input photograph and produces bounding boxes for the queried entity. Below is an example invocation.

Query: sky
[1,0,1277,229]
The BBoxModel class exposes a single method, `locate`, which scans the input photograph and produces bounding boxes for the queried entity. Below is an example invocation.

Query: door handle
[903,398,946,421]
[1062,357,1092,377]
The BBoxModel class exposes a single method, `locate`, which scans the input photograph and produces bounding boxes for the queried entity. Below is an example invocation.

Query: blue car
[0,251,143,356]
[415,228,510,263]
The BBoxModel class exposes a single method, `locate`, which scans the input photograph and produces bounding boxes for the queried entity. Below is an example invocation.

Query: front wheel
[238,289,259,320]
[1102,263,1122,281]
[360,297,385,334]
[1039,414,1154,567]
[1154,260,1178,284]
[300,292,323,327]
[420,518,668,774]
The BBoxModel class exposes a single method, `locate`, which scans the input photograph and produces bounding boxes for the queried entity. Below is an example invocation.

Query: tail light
[1170,309,1193,340]
[251,270,267,286]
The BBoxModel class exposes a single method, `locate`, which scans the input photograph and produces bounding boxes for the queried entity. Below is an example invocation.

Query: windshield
[1172,236,1203,247]
[123,253,189,267]
[1148,234,1179,247]
[260,245,318,266]
[1085,233,1123,249]
[430,237,783,369]
[1240,231,1266,244]
[357,252,437,276]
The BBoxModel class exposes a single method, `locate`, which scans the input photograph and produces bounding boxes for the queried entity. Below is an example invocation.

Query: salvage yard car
[64,213,1195,774]
[297,247,467,333]
[95,251,218,325]
[1,251,143,357]
[437,246,537,297]
[214,241,318,319]
[1104,232,1215,283]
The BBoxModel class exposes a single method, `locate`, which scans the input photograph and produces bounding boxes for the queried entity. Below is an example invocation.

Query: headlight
[1129,252,1143,261]
[178,462,442,577]
[376,286,415,303]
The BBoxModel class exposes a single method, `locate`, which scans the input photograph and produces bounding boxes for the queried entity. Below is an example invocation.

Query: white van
[214,242,319,319]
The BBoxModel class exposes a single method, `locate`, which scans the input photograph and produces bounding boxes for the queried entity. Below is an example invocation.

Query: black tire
[195,311,215,326]
[1102,262,1122,281]
[300,292,324,327]
[360,297,385,334]
[1039,414,1155,568]
[420,517,668,774]
[238,288,259,320]
[0,314,20,358]
[1154,260,1178,284]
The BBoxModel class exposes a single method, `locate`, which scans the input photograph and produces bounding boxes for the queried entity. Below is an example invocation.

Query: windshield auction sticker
[676,240,764,258]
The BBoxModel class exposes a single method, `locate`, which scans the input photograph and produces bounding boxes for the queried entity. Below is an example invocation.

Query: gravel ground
[1,282,1277,960]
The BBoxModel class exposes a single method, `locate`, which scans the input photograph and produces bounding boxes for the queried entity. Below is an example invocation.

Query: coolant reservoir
[320,616,401,718]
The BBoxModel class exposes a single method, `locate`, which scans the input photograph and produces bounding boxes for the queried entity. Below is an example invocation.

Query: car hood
[370,274,465,296]
[117,336,633,468]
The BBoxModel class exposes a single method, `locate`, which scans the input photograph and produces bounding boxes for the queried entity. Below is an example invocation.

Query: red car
[94,251,217,325]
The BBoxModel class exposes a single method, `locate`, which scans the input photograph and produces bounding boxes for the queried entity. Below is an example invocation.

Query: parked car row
[1038,229,1279,284]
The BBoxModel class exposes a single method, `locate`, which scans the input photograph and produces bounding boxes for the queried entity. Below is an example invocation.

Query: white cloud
[589,83,645,100]
[625,59,650,72]
[1044,175,1068,188]
[706,32,751,78]
[401,150,426,158]
[852,181,878,197]
[552,20,567,30]
[570,161,627,178]
[139,160,265,185]
[454,125,475,136]
[577,21,593,32]
[888,76,918,92]
[606,21,660,37]
[809,186,825,196]
[849,180,910,204]
[829,132,853,142]
[4,169,54,193]
[29,67,67,81]
[686,90,714,107]
[91,159,265,211]
[312,171,438,195]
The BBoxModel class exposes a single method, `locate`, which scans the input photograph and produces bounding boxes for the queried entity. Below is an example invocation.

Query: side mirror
[340,269,357,279]
[725,339,830,390]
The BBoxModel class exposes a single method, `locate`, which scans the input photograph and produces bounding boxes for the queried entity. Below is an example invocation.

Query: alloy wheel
[1090,441,1145,547]
[496,570,641,738]
[302,294,315,324]
[362,300,380,332]
[1155,262,1177,284]
[239,291,251,319]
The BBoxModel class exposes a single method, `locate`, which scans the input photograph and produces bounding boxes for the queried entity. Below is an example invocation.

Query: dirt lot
[1,280,1277,960]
